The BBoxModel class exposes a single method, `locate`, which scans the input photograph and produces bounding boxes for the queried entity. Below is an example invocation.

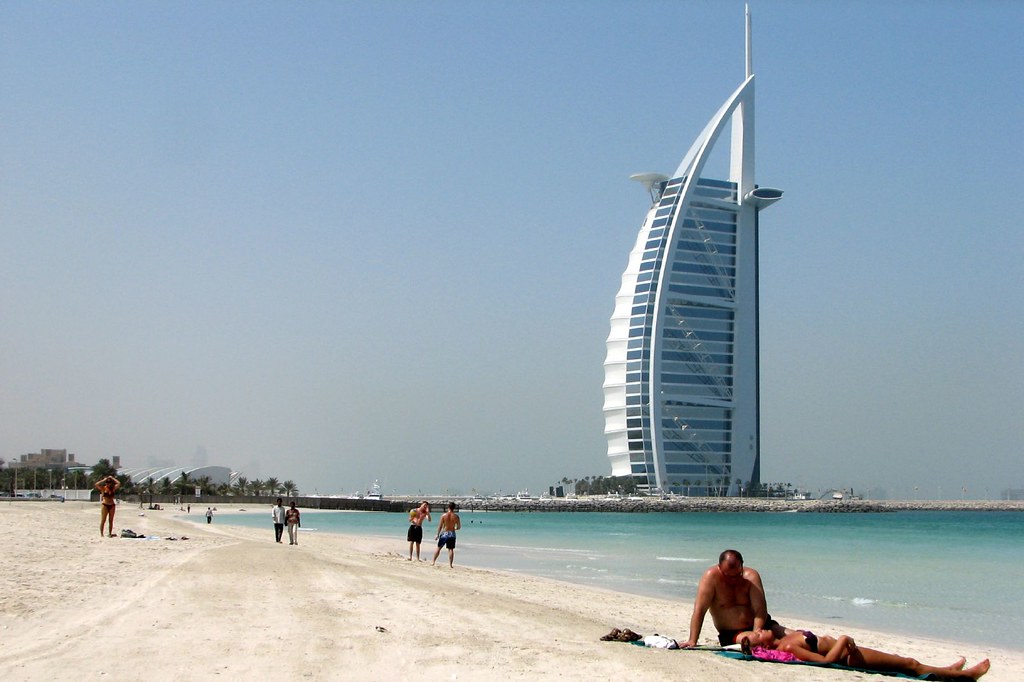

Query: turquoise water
[210,509,1024,650]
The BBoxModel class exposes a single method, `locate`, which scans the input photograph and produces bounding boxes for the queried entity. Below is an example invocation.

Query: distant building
[119,465,235,487]
[10,449,77,469]
[603,8,782,496]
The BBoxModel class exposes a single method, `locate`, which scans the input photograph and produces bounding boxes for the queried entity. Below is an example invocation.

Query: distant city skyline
[2,2,1021,500]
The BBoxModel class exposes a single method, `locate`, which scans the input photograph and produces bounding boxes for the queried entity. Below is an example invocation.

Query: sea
[208,509,1023,651]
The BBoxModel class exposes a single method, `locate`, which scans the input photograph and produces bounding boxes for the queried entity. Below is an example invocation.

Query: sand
[0,501,1018,681]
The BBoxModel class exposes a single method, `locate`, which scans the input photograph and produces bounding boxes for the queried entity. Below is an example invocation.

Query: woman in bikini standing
[95,475,121,538]
[739,628,990,679]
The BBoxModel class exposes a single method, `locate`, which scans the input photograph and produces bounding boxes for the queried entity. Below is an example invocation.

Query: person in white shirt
[272,498,286,543]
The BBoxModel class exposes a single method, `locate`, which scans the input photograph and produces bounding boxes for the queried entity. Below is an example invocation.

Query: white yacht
[365,480,383,500]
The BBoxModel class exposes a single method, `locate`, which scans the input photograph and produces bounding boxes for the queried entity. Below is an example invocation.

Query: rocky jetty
[204,495,1024,514]
[426,497,1024,514]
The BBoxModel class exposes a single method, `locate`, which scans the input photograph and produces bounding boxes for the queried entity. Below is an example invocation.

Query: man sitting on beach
[679,549,786,648]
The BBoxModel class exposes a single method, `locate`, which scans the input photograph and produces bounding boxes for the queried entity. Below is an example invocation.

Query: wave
[464,542,596,556]
[817,595,909,609]
[655,577,693,586]
[655,556,703,562]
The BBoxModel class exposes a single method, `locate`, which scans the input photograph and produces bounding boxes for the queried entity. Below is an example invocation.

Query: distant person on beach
[95,475,121,537]
[206,507,213,524]
[738,628,990,679]
[679,549,786,648]
[272,498,286,543]
[431,502,461,568]
[407,501,431,561]
[286,501,301,545]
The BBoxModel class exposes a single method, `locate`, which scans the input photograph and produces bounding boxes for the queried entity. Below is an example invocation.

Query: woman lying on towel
[737,629,990,679]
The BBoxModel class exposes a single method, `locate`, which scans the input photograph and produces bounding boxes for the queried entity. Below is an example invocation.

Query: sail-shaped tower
[603,8,782,496]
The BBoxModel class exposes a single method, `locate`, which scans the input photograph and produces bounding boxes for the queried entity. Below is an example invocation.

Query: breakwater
[122,494,1024,514]
[438,497,1024,513]
[301,496,1024,514]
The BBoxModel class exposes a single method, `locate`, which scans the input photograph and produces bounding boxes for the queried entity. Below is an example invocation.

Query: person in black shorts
[407,501,431,561]
[679,549,788,648]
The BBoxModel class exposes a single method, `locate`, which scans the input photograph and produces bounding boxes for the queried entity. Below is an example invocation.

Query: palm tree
[91,458,118,483]
[178,470,191,498]
[194,475,213,496]
[265,477,280,495]
[233,476,248,497]
[250,479,265,497]
[281,480,298,497]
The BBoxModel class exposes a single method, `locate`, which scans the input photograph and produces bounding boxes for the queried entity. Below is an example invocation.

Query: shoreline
[1,501,1018,680]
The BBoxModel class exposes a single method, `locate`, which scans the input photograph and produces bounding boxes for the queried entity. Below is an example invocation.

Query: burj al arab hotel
[603,8,782,496]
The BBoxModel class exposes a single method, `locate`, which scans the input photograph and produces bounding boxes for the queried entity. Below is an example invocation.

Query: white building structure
[603,7,782,496]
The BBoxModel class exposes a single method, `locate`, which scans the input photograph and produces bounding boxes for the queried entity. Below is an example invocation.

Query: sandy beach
[1,501,1018,681]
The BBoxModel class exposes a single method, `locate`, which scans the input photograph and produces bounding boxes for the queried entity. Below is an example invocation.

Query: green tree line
[2,458,298,498]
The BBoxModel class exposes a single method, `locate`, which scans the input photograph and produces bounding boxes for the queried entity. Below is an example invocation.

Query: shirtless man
[95,475,121,538]
[679,549,784,648]
[407,501,431,561]
[431,502,461,568]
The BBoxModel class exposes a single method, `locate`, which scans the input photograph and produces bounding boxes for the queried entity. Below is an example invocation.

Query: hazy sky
[3,1,1021,499]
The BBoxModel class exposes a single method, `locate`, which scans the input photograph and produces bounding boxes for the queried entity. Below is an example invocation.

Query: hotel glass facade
[603,18,781,495]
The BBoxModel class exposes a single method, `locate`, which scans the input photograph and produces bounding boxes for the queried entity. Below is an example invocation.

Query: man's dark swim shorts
[717,617,781,646]
[407,524,423,543]
[718,629,743,646]
[437,530,456,549]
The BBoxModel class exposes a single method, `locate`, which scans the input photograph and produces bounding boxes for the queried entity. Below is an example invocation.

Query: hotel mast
[603,7,782,496]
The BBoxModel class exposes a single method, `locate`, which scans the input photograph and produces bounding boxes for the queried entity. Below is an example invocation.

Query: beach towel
[749,646,798,662]
[716,650,965,680]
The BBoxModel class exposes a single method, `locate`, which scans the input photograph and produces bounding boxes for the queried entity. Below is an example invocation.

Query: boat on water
[365,480,383,500]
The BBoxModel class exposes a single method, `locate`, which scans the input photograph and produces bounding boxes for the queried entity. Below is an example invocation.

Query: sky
[2,1,1021,500]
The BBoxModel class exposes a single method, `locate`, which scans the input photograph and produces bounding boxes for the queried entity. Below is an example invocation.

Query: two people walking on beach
[407,501,431,561]
[431,502,461,568]
[268,499,300,545]
[95,475,120,537]
[677,548,989,678]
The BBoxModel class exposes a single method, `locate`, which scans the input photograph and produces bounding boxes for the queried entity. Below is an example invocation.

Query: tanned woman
[95,475,121,538]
